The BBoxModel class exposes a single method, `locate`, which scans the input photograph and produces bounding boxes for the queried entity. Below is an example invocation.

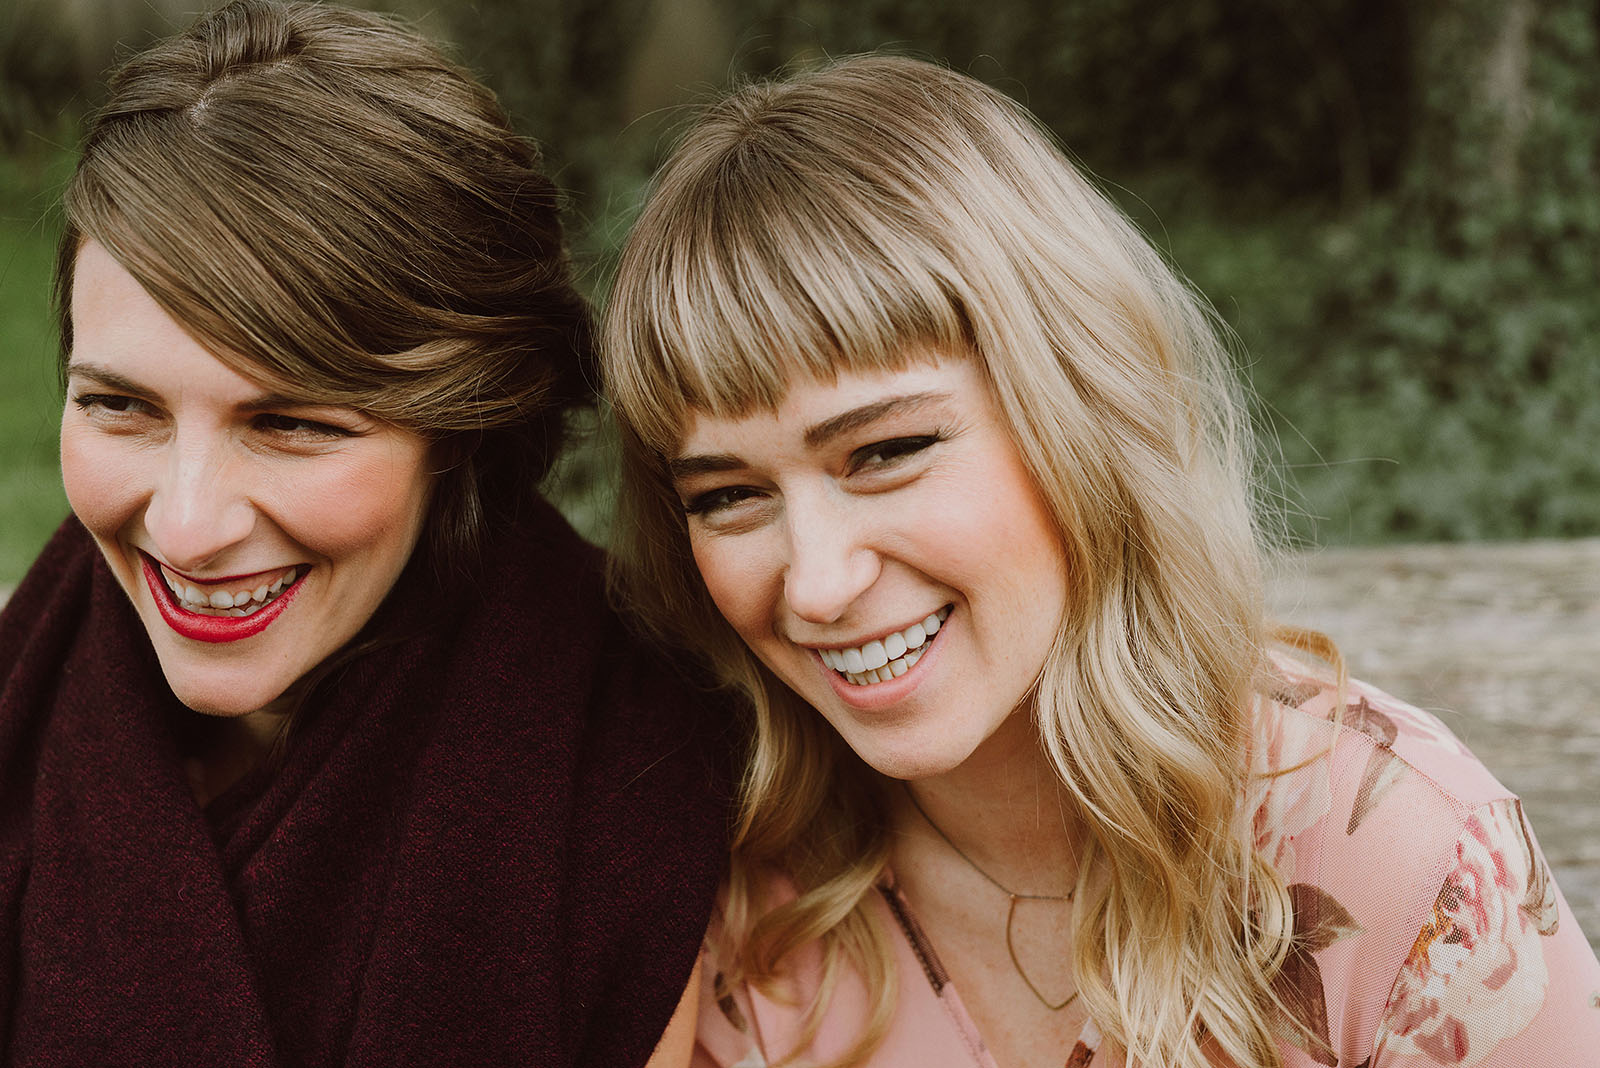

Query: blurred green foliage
[0,150,71,582]
[2,0,1598,584]
[1258,0,1600,541]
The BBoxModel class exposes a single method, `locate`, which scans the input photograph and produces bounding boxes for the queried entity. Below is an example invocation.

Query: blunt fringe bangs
[607,96,984,454]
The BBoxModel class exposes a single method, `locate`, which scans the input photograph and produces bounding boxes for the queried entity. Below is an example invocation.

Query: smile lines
[817,606,951,686]
[158,562,300,617]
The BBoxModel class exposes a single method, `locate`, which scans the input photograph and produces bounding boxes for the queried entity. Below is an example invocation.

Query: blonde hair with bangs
[605,55,1296,1068]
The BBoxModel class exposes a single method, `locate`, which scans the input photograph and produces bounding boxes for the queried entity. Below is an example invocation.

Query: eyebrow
[67,360,324,412]
[239,392,327,413]
[668,390,952,482]
[666,453,745,481]
[65,362,153,398]
[801,391,950,448]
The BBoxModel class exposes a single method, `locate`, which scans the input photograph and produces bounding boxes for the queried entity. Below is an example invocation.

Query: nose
[142,434,257,572]
[781,498,880,625]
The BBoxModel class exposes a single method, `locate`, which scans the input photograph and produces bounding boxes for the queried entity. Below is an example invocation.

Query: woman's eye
[253,413,353,439]
[683,485,763,517]
[72,392,153,417]
[849,434,942,472]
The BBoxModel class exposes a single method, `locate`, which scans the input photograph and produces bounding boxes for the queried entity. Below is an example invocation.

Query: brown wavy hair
[54,0,594,583]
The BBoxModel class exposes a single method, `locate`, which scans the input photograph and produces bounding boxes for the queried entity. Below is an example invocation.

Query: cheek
[983,474,1070,637]
[976,441,1063,558]
[936,451,1068,611]
[690,533,776,641]
[281,444,433,565]
[989,493,1066,585]
[60,420,141,540]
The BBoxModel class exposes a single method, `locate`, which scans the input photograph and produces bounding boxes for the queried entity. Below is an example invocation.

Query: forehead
[70,240,186,351]
[674,355,983,455]
[69,240,309,403]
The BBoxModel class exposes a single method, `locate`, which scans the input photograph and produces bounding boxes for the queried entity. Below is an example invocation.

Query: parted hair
[54,0,594,582]
[604,56,1298,1068]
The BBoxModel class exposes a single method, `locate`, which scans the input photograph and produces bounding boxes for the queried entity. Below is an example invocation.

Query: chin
[843,731,982,783]
[157,662,294,717]
[167,687,278,718]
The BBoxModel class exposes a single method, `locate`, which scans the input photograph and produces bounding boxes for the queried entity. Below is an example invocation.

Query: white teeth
[823,606,951,687]
[158,563,300,616]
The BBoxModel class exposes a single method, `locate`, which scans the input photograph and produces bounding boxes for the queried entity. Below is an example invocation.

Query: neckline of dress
[874,869,1105,1066]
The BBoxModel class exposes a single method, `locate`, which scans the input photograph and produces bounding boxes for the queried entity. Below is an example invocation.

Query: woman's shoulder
[419,491,735,814]
[0,516,98,644]
[1254,657,1600,1066]
[0,516,121,698]
[1257,656,1515,836]
[1251,657,1524,922]
[443,495,729,715]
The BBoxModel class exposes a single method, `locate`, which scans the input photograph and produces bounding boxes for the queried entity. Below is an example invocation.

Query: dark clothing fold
[0,502,730,1067]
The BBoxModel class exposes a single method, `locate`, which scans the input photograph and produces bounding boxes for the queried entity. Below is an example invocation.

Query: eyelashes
[848,432,945,473]
[680,430,949,520]
[73,392,150,415]
[250,413,355,439]
[71,394,358,441]
[683,485,761,517]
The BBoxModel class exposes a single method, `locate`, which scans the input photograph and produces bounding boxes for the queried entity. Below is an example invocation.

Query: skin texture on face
[60,240,434,719]
[673,353,1071,782]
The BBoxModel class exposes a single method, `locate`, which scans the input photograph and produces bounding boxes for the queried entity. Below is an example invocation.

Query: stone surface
[1270,539,1600,953]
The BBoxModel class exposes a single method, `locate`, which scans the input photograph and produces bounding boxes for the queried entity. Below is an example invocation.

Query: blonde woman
[602,56,1600,1068]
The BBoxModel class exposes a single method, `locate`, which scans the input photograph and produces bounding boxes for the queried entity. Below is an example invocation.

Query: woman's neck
[184,704,291,808]
[883,709,1093,1060]
[888,709,1083,896]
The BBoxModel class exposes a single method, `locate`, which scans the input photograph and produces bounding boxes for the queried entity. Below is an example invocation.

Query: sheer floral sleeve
[1255,669,1600,1068]
[1364,798,1600,1066]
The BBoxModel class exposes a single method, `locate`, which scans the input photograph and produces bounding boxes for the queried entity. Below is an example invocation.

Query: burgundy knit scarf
[0,501,729,1066]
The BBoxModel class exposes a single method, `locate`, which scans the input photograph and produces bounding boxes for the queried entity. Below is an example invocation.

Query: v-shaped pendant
[1004,894,1079,1011]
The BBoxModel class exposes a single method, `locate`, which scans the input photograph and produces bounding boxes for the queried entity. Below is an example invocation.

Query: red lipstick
[141,554,305,644]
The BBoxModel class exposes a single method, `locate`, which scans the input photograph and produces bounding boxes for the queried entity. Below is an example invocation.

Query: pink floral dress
[693,667,1600,1066]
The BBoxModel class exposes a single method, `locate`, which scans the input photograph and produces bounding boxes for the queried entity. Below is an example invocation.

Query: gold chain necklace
[902,782,1079,1011]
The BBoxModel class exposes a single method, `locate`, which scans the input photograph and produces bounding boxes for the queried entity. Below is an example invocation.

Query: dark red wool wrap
[0,501,730,1067]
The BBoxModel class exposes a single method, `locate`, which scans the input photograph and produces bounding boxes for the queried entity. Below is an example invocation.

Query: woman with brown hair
[0,2,722,1064]
[602,55,1600,1067]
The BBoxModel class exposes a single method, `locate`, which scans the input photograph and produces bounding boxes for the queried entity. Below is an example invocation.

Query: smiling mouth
[156,561,302,617]
[138,552,310,644]
[817,606,952,686]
